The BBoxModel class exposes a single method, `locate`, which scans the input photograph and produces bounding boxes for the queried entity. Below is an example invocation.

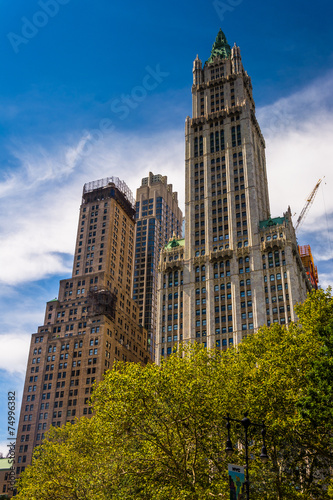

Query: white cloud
[0,71,332,291]
[0,283,48,374]
[0,67,333,452]
[258,71,333,287]
[0,287,46,329]
[0,334,31,374]
[0,130,184,286]
[265,122,333,222]
[0,442,11,458]
[317,273,333,290]
[258,71,333,220]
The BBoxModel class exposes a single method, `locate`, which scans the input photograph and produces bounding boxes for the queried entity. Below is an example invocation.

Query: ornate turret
[206,28,231,64]
[231,42,243,74]
[192,54,203,85]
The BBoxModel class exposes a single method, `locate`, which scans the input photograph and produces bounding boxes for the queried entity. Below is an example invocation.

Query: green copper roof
[48,298,58,303]
[165,238,185,250]
[259,216,285,229]
[206,29,231,64]
[0,458,12,471]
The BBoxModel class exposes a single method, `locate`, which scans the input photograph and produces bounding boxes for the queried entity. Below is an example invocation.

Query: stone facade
[134,173,183,359]
[15,178,150,476]
[155,30,311,364]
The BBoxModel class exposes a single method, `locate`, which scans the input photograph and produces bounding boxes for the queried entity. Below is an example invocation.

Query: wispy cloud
[0,129,185,448]
[0,66,333,453]
[258,70,333,286]
[0,335,31,374]
[0,281,53,376]
[0,71,332,290]
[0,131,184,286]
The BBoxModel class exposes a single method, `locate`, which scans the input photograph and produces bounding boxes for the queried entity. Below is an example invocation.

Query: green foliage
[16,418,110,500]
[296,289,333,427]
[328,479,333,498]
[16,290,333,500]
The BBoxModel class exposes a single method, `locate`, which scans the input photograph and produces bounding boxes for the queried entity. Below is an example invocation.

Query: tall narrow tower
[134,173,182,359]
[15,178,150,476]
[155,29,311,363]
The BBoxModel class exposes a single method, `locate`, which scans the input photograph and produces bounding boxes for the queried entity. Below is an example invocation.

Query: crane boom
[295,178,323,232]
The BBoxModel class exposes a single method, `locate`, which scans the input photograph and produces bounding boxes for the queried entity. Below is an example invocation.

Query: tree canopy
[16,289,333,499]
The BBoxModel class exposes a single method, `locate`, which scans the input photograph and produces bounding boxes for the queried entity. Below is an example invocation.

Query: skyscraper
[155,30,312,363]
[134,172,183,358]
[15,177,150,474]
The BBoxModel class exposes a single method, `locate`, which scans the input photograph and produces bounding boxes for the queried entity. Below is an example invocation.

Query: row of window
[161,334,182,343]
[264,272,287,282]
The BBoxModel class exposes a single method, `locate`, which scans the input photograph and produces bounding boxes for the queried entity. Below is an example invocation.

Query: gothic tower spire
[206,28,231,64]
[156,30,311,364]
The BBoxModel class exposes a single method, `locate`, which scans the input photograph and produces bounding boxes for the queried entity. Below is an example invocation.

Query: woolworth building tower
[155,29,311,363]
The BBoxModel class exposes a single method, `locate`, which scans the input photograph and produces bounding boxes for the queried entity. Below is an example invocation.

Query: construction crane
[295,178,323,232]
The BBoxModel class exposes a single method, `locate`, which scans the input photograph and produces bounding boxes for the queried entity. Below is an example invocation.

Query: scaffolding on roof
[87,287,117,321]
[298,245,319,290]
[83,177,135,208]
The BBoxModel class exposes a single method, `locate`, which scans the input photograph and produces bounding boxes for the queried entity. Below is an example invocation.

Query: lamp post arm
[224,414,269,500]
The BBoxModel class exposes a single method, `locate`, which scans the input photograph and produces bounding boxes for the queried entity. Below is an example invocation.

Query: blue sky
[1,0,333,455]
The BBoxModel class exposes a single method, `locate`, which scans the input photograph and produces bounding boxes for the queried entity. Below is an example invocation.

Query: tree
[231,321,331,498]
[296,289,333,427]
[16,290,333,499]
[15,417,111,500]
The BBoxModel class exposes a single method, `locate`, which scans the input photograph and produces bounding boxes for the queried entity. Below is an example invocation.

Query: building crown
[206,28,231,64]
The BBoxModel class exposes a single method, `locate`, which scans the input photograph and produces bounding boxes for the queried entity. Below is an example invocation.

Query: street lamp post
[225,412,268,500]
